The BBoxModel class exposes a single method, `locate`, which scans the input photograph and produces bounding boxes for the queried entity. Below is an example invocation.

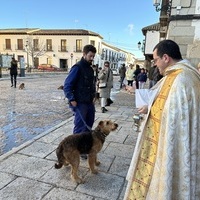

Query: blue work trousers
[71,103,95,134]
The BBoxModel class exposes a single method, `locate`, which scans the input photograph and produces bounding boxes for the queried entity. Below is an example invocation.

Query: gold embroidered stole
[128,69,182,200]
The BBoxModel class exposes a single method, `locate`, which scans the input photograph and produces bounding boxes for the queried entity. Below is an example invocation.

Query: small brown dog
[55,120,118,184]
[57,85,64,90]
[19,83,25,90]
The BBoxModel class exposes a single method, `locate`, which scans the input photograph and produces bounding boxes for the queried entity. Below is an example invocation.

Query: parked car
[38,64,62,71]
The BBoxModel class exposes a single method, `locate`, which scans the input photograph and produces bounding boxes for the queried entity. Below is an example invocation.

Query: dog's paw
[76,178,85,184]
[91,169,98,174]
[71,175,85,184]
[95,161,101,166]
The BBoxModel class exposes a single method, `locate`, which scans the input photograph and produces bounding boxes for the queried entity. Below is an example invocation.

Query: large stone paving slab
[79,153,115,173]
[104,143,134,159]
[18,141,57,158]
[109,156,131,177]
[43,187,94,200]
[0,154,54,179]
[0,177,52,200]
[0,172,16,190]
[40,165,88,190]
[76,172,124,200]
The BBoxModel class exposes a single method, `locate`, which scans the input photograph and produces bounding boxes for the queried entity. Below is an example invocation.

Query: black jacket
[10,60,18,75]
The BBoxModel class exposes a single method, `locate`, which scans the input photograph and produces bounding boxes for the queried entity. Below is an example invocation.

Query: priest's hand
[138,105,148,114]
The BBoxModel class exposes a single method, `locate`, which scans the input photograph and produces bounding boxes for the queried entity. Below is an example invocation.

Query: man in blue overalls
[63,45,96,159]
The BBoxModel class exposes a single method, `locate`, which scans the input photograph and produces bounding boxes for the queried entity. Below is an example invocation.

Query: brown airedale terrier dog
[55,120,118,184]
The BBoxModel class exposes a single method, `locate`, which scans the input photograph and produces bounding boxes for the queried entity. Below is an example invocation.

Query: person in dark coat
[9,57,18,88]
[133,64,141,89]
[148,64,157,89]
[152,66,163,83]
[119,63,126,88]
[137,68,147,89]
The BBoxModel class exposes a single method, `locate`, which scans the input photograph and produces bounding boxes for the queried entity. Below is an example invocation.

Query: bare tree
[24,36,46,72]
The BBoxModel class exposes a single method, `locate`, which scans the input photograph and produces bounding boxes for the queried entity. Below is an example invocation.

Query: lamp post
[0,53,2,78]
[138,41,141,50]
[70,53,73,67]
[153,0,171,15]
[26,41,30,72]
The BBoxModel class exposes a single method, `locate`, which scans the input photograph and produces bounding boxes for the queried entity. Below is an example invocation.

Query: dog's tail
[54,144,64,169]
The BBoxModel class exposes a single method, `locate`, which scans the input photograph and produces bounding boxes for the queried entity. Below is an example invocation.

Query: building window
[46,39,52,51]
[76,39,82,52]
[5,39,11,49]
[47,57,52,65]
[61,39,67,51]
[90,40,95,46]
[33,39,39,51]
[98,42,100,54]
[17,39,23,50]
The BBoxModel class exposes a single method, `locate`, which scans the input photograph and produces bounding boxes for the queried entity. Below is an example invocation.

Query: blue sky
[0,0,159,58]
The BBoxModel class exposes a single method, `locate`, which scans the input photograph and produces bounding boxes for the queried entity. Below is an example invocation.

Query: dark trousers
[135,80,139,89]
[120,76,125,88]
[71,103,95,134]
[127,80,133,86]
[11,74,17,87]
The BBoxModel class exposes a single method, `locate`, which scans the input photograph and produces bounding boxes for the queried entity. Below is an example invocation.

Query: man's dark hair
[153,39,182,60]
[136,64,140,69]
[83,45,97,54]
[104,61,110,65]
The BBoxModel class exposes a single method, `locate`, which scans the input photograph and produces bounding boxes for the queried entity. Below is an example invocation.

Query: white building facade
[0,28,136,72]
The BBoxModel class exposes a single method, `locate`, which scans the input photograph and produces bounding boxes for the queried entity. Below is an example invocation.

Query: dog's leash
[76,107,92,131]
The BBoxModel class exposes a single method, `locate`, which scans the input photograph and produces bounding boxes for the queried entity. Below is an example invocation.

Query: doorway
[60,59,68,71]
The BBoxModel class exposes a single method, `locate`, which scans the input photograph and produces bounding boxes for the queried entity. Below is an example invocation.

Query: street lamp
[138,41,141,50]
[26,41,30,72]
[153,0,171,14]
[70,53,73,67]
[0,53,2,78]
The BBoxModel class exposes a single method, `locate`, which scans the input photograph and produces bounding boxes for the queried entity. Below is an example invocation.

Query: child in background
[137,68,147,89]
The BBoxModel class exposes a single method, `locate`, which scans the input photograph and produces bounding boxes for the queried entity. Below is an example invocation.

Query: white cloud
[127,23,134,35]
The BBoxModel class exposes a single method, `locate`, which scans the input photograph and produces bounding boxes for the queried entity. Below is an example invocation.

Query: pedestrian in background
[92,64,98,83]
[133,64,141,89]
[148,63,156,88]
[152,65,163,84]
[125,64,135,86]
[119,63,126,88]
[98,61,113,113]
[9,57,18,88]
[137,68,147,89]
[125,39,200,200]
[63,44,96,160]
